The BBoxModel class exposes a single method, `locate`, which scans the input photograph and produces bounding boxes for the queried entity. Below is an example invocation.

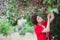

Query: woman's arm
[42,14,50,33]
[41,12,54,33]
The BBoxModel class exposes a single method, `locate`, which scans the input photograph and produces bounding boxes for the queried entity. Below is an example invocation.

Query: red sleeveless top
[34,20,52,40]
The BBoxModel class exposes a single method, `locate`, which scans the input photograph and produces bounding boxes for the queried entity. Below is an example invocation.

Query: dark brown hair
[30,14,38,25]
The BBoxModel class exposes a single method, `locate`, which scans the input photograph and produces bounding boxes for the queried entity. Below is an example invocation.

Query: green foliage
[43,0,53,4]
[0,18,13,36]
[21,0,28,4]
[5,0,20,25]
[19,21,34,35]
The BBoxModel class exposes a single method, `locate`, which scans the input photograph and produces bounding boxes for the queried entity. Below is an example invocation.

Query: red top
[34,20,52,40]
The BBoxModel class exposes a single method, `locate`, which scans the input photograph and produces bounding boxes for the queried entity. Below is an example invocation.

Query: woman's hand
[47,12,55,23]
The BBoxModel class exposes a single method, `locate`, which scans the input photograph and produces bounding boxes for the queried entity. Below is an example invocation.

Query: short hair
[30,14,38,25]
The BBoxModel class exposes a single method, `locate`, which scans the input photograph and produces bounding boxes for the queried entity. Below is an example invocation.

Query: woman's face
[37,16,43,23]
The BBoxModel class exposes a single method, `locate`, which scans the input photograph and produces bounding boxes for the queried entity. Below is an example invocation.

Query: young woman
[30,12,54,40]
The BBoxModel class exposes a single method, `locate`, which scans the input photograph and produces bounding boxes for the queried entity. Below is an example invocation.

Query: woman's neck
[38,23,42,26]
